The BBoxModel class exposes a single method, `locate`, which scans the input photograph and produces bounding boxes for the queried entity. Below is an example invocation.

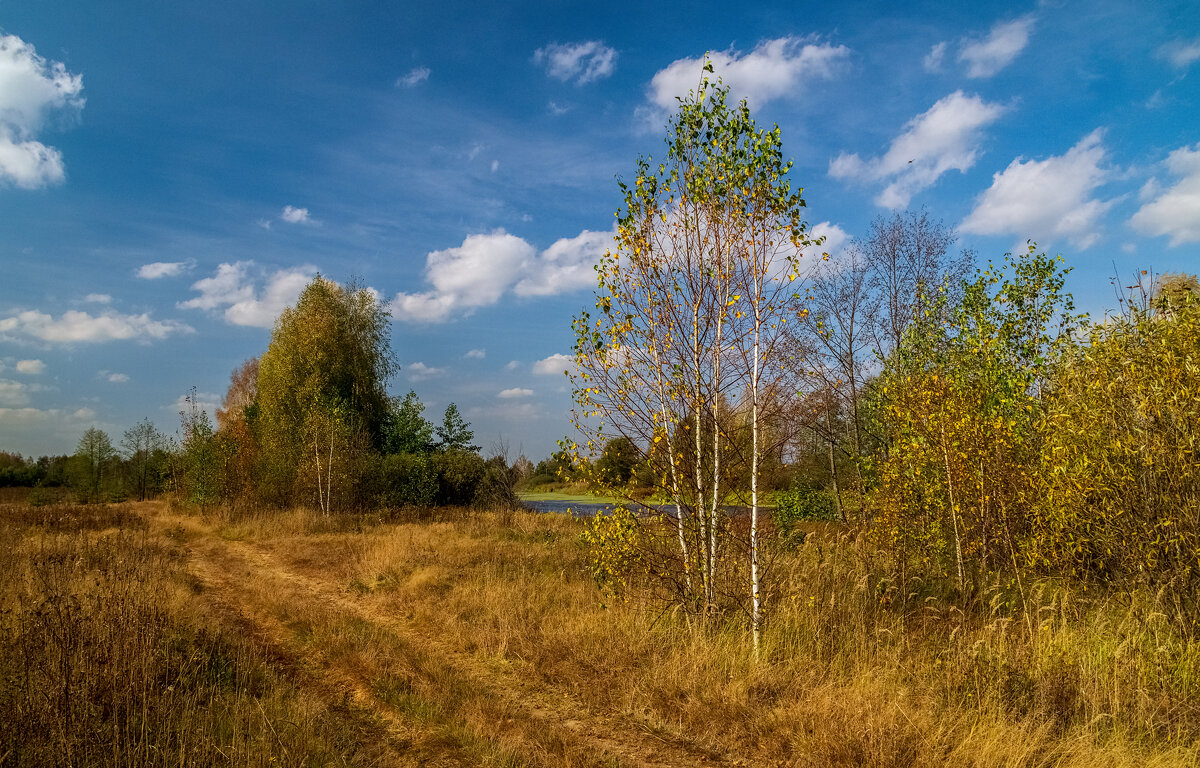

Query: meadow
[2,495,1197,767]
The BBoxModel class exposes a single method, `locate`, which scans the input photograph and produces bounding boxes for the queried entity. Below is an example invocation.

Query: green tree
[596,436,639,486]
[435,402,478,452]
[121,418,165,501]
[177,388,225,508]
[384,390,435,454]
[71,427,117,503]
[255,276,396,506]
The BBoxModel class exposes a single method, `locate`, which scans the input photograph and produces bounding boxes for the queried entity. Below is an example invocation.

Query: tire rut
[178,517,728,768]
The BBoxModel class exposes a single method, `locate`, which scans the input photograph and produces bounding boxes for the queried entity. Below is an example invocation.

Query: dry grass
[338,511,1200,767]
[2,500,1197,767]
[0,501,406,767]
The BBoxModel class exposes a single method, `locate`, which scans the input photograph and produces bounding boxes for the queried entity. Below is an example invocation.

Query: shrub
[376,452,438,508]
[433,449,485,506]
[773,481,837,541]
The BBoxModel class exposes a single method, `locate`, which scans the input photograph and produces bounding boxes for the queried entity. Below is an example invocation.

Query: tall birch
[573,68,814,640]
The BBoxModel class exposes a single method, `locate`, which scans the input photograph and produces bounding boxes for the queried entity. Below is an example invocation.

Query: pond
[520,499,775,518]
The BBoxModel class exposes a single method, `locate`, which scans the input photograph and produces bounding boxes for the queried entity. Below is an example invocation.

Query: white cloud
[802,221,851,266]
[390,231,533,322]
[829,90,1006,208]
[646,37,848,115]
[179,261,317,328]
[961,130,1114,249]
[0,309,193,344]
[406,362,445,382]
[136,259,195,279]
[534,41,617,84]
[959,17,1034,78]
[0,34,84,188]
[464,348,486,359]
[83,293,111,304]
[1159,38,1200,69]
[514,227,613,297]
[16,359,45,375]
[397,66,431,87]
[280,205,312,224]
[505,360,521,371]
[1131,142,1200,246]
[390,226,614,322]
[101,371,129,383]
[533,353,573,375]
[491,159,499,173]
[0,406,92,424]
[0,379,31,406]
[923,42,948,72]
[498,387,533,399]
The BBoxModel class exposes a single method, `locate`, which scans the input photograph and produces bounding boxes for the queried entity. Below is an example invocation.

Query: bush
[433,449,486,506]
[773,481,837,541]
[473,455,521,509]
[376,452,438,508]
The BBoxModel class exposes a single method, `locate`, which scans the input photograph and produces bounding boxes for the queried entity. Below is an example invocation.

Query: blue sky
[1,0,1198,459]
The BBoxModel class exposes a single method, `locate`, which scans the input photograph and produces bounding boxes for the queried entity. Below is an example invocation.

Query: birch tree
[572,67,813,642]
[256,276,395,508]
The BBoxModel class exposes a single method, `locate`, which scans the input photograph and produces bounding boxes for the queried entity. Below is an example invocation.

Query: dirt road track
[165,510,733,768]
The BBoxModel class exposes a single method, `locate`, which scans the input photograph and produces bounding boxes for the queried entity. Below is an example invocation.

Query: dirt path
[159,508,730,768]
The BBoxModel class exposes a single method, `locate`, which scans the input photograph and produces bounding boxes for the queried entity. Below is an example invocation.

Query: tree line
[7,276,520,512]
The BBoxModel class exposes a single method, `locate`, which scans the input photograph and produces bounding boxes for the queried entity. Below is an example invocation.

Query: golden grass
[2,499,1197,767]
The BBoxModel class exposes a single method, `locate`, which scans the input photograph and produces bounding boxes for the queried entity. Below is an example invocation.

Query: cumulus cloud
[534,41,617,84]
[829,91,1006,208]
[0,34,84,188]
[179,261,317,328]
[397,66,431,87]
[533,353,573,375]
[498,387,533,399]
[464,348,486,359]
[959,16,1034,78]
[16,359,45,375]
[505,360,521,371]
[405,362,445,382]
[280,205,312,224]
[961,130,1114,249]
[390,226,614,322]
[136,259,195,279]
[0,309,192,344]
[646,37,847,116]
[1131,142,1200,246]
[83,293,111,304]
[513,227,612,297]
[1159,38,1200,69]
[100,371,129,383]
